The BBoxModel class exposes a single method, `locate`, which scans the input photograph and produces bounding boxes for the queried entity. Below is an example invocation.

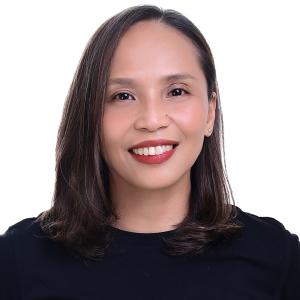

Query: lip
[129,146,177,165]
[128,139,178,150]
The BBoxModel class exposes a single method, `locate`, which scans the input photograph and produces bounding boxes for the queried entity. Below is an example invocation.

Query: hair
[40,5,243,260]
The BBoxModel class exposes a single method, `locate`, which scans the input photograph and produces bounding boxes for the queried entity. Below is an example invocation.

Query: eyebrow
[106,73,197,86]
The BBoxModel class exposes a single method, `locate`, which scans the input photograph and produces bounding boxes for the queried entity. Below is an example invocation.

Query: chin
[129,177,172,190]
[131,172,188,191]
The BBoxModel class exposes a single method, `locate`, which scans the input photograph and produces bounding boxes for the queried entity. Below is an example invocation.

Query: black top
[0,208,299,300]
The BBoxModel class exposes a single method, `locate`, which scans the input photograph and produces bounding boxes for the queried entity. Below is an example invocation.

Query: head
[41,5,241,260]
[103,20,216,197]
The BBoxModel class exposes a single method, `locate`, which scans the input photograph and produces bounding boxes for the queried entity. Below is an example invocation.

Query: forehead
[109,21,202,79]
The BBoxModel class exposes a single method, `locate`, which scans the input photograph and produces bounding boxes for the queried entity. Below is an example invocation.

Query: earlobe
[205,92,217,137]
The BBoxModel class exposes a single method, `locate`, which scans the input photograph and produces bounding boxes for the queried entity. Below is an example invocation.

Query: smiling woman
[0,5,299,300]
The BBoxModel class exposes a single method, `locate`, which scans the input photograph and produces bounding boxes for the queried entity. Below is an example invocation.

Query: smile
[128,139,178,165]
[131,145,174,156]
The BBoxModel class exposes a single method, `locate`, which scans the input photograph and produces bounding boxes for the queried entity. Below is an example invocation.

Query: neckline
[108,226,176,245]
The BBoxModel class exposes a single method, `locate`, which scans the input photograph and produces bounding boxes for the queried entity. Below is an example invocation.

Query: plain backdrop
[0,0,299,235]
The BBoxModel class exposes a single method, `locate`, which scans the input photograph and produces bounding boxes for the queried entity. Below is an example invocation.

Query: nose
[134,96,171,132]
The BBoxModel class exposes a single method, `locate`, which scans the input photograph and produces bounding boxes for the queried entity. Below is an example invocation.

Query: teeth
[155,146,163,155]
[149,147,155,155]
[132,145,174,156]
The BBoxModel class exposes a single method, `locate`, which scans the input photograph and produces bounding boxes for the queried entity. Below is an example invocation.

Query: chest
[17,243,283,300]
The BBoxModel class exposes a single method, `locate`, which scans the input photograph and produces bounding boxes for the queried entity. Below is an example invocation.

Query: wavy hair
[40,5,243,260]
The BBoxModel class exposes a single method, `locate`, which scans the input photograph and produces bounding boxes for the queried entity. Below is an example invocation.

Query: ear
[204,92,217,137]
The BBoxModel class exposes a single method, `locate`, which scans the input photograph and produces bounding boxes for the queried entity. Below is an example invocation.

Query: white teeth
[132,145,175,156]
[149,147,155,155]
[155,146,163,155]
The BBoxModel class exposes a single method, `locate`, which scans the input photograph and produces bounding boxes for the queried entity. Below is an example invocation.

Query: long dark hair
[40,5,243,260]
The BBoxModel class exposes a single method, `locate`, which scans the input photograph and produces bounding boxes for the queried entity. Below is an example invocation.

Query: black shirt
[1,208,300,299]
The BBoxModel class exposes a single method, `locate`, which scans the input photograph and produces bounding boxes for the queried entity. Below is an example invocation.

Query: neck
[110,172,190,233]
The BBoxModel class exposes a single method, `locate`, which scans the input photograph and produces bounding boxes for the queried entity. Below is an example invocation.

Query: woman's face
[102,21,216,191]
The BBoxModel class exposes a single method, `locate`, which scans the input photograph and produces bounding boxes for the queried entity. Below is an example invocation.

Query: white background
[0,0,299,235]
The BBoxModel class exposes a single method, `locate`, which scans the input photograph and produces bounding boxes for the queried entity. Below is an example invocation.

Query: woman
[0,5,299,299]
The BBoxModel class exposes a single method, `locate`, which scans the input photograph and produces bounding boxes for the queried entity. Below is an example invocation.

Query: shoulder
[0,216,45,253]
[1,215,69,259]
[0,216,44,259]
[234,207,296,255]
[0,216,41,252]
[1,215,64,267]
[236,207,288,238]
[0,216,41,299]
[234,207,300,297]
[2,216,42,238]
[236,206,285,227]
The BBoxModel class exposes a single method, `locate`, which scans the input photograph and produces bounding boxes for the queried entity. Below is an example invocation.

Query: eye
[167,88,189,97]
[113,93,134,101]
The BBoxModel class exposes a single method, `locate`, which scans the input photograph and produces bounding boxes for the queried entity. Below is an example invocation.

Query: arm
[0,229,20,300]
[279,233,300,299]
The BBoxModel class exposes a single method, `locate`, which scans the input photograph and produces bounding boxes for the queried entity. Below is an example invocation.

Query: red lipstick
[128,139,178,165]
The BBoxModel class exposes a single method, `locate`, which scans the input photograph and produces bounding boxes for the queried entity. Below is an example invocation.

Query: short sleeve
[0,229,20,300]
[279,233,300,299]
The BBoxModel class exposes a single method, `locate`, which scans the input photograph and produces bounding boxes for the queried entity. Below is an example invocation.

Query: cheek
[175,101,208,141]
[102,112,115,150]
[102,107,127,166]
[103,105,128,144]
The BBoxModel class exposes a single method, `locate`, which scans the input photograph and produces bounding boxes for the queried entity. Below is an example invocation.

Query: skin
[102,21,216,233]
